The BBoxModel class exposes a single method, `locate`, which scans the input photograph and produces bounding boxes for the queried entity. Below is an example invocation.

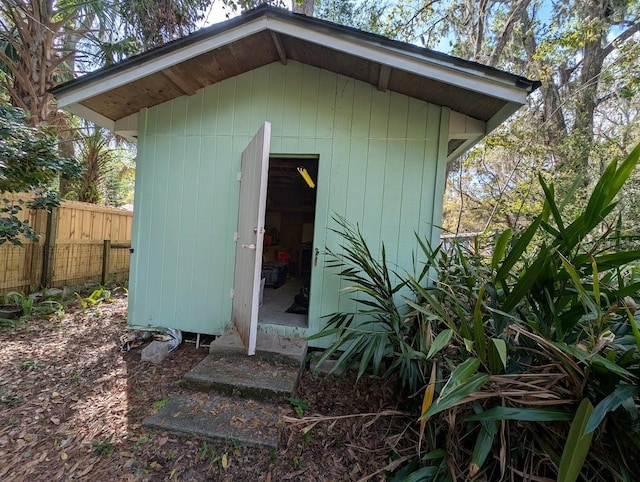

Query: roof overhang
[52,5,539,151]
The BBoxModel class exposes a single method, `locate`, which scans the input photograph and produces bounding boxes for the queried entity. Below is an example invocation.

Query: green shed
[52,5,537,354]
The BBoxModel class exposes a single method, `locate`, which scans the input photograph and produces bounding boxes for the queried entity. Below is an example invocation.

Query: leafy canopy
[0,104,79,245]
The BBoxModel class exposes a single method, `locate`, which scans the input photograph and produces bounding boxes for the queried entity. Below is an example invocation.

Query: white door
[232,122,271,355]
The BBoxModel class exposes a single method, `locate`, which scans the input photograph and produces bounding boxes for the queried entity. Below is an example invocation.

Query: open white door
[232,122,271,355]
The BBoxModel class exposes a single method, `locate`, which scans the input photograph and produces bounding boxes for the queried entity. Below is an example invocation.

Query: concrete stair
[144,392,285,448]
[143,330,307,448]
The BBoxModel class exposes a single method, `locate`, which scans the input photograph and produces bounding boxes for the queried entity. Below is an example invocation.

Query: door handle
[242,243,256,250]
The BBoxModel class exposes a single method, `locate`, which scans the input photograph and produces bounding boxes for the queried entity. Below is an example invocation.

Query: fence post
[41,206,58,288]
[28,209,48,291]
[102,239,111,285]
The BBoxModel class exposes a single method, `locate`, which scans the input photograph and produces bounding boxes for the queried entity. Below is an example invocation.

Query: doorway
[258,156,318,328]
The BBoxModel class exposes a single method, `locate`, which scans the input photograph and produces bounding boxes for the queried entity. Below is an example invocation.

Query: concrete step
[143,392,285,448]
[208,330,308,367]
[182,330,307,402]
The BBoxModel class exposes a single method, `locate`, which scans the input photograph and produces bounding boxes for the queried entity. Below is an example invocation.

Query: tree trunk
[292,0,314,16]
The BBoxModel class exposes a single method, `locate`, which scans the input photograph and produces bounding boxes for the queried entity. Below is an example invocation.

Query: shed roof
[52,5,538,156]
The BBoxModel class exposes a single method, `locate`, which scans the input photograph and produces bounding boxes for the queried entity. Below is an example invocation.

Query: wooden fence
[0,194,133,293]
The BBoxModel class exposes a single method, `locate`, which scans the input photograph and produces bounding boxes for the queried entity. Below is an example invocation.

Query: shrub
[313,142,640,480]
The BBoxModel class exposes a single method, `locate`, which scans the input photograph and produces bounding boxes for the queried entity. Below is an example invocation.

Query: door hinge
[237,171,242,182]
[230,288,235,299]
[233,232,239,242]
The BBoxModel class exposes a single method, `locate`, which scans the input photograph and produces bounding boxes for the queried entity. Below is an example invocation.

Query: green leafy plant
[92,434,114,457]
[320,143,640,480]
[33,300,65,317]
[0,104,79,246]
[0,317,26,332]
[75,288,112,310]
[269,447,278,461]
[303,429,312,446]
[1,291,33,316]
[20,359,40,371]
[198,440,217,461]
[288,397,309,418]
[0,385,22,407]
[309,215,429,394]
[153,397,169,409]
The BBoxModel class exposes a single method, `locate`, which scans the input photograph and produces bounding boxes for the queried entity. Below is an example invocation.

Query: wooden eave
[52,5,538,146]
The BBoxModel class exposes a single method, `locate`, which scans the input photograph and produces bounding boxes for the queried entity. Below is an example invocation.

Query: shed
[52,5,538,354]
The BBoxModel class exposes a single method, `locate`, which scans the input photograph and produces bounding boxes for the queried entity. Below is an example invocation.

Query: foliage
[0,385,22,407]
[0,0,214,124]
[288,397,309,418]
[315,0,390,35]
[115,0,210,51]
[309,215,427,394]
[0,105,74,192]
[372,0,640,233]
[92,434,114,457]
[2,291,33,316]
[316,142,640,480]
[75,288,112,310]
[152,397,169,409]
[0,103,79,245]
[71,126,117,204]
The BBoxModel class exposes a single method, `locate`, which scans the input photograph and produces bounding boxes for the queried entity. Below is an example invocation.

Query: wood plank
[249,66,269,131]
[202,82,220,134]
[171,96,188,137]
[333,76,354,139]
[176,136,201,327]
[233,71,253,136]
[217,79,236,136]
[186,89,205,136]
[377,65,391,92]
[266,63,286,139]
[345,138,368,238]
[388,91,409,139]
[270,32,287,65]
[145,135,172,324]
[281,62,303,141]
[380,139,405,262]
[160,67,201,96]
[350,82,372,139]
[158,135,185,320]
[315,69,337,139]
[369,88,390,138]
[155,100,174,135]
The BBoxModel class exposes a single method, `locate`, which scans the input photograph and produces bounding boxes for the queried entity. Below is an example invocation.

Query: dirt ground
[0,293,414,481]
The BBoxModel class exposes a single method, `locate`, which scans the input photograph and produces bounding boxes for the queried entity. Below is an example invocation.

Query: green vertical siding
[131,61,447,342]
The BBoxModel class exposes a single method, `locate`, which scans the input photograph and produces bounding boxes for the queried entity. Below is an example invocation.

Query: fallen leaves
[0,294,397,481]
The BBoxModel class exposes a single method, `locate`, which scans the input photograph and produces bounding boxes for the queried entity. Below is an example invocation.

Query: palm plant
[315,142,640,480]
[308,215,430,394]
[73,126,119,204]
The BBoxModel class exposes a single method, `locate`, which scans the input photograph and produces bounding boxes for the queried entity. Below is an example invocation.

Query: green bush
[313,142,640,480]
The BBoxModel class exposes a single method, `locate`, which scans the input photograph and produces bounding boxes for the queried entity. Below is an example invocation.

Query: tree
[0,1,74,124]
[0,0,213,125]
[67,125,135,206]
[315,0,390,34]
[0,104,78,245]
[0,0,210,206]
[384,0,640,231]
